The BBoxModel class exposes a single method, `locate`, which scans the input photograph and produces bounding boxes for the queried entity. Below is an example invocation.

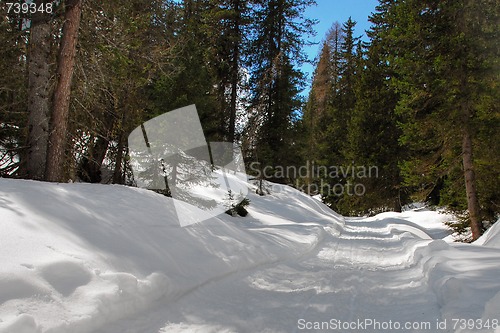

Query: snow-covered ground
[0,177,499,333]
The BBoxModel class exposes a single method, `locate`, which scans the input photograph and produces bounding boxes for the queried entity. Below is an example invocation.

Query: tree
[147,0,222,143]
[226,0,245,144]
[245,0,315,181]
[203,0,251,143]
[304,23,342,155]
[301,22,342,194]
[343,11,404,214]
[45,0,83,182]
[389,0,499,240]
[72,0,176,184]
[0,2,29,176]
[337,17,359,129]
[25,0,53,180]
[306,19,363,212]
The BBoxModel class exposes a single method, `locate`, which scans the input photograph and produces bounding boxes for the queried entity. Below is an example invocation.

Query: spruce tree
[25,0,53,180]
[320,19,362,212]
[45,0,84,182]
[72,0,178,183]
[0,2,29,176]
[204,0,251,143]
[245,0,315,183]
[344,19,404,214]
[389,0,499,240]
[301,37,334,193]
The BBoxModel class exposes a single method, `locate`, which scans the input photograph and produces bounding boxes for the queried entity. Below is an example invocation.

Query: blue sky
[300,0,379,95]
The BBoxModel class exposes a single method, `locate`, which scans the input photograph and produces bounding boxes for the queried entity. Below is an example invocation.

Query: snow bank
[347,211,500,332]
[1,177,499,333]
[409,239,500,332]
[475,219,500,248]
[0,178,342,333]
[361,208,454,240]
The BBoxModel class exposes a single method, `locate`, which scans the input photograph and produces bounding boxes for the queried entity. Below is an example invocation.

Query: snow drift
[0,178,341,332]
[0,177,499,333]
[475,218,500,249]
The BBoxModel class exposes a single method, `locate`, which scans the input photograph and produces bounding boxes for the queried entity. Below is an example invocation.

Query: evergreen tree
[302,25,340,155]
[148,0,223,143]
[301,38,334,193]
[316,22,343,169]
[0,2,29,176]
[319,19,362,212]
[245,0,315,183]
[73,0,181,184]
[337,17,359,129]
[343,10,404,214]
[302,21,358,197]
[25,0,54,180]
[45,0,84,182]
[204,0,251,143]
[389,0,499,240]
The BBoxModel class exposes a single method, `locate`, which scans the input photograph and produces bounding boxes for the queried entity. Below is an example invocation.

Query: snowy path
[97,219,444,333]
[2,179,499,333]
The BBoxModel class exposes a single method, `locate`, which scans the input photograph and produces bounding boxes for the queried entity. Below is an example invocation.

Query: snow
[475,218,500,248]
[1,177,499,333]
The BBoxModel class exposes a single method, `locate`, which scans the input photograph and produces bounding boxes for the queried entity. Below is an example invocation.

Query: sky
[300,0,379,95]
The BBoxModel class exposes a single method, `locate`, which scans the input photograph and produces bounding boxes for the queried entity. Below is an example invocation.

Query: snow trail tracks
[99,218,449,333]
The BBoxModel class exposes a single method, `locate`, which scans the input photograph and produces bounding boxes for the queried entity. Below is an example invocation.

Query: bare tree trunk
[45,0,83,182]
[462,128,482,240]
[26,0,52,180]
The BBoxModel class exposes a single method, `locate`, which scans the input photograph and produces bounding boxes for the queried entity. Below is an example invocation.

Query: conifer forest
[1,0,499,240]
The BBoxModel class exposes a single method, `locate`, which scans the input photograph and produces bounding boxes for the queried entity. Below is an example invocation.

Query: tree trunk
[393,190,402,213]
[112,133,125,184]
[228,56,238,143]
[228,0,241,144]
[462,128,482,240]
[457,2,482,241]
[45,0,83,182]
[26,0,52,180]
[78,135,110,183]
[77,109,115,183]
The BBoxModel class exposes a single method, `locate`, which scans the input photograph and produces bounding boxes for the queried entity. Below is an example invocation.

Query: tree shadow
[0,194,25,217]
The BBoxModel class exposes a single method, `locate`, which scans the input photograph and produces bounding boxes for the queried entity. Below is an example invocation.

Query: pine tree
[0,2,29,176]
[204,0,250,143]
[301,40,333,193]
[337,17,359,127]
[73,0,179,183]
[148,0,222,142]
[245,0,315,182]
[317,22,343,170]
[343,12,404,214]
[25,0,54,180]
[45,0,84,182]
[319,19,362,212]
[389,0,499,240]
[306,25,342,151]
[301,22,344,194]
